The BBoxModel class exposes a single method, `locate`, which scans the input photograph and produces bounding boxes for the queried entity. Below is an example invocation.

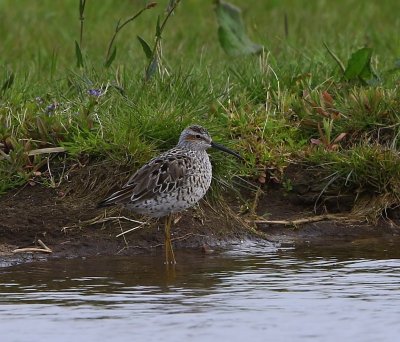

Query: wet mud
[1,163,399,264]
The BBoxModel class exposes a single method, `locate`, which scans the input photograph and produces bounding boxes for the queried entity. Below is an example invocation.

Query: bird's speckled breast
[126,150,212,218]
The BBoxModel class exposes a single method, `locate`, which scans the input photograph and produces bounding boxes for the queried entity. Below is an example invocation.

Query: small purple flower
[45,102,58,114]
[87,89,102,97]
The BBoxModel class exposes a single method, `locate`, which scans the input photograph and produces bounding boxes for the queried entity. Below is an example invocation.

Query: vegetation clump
[1,0,400,220]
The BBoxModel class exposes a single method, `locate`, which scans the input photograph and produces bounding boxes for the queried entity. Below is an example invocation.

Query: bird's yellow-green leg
[164,214,176,264]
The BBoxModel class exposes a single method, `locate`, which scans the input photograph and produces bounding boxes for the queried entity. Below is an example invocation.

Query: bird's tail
[97,199,115,208]
[97,186,134,208]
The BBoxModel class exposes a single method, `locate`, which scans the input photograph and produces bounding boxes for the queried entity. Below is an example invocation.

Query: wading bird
[98,125,242,264]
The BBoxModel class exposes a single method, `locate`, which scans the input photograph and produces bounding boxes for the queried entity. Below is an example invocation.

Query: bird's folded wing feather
[98,152,190,206]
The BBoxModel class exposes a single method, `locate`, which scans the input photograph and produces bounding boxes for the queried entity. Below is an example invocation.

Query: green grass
[1,0,400,217]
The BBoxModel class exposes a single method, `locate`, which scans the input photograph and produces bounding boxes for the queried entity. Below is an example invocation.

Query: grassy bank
[1,0,400,219]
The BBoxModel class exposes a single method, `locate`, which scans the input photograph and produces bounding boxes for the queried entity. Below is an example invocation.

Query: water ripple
[1,239,400,342]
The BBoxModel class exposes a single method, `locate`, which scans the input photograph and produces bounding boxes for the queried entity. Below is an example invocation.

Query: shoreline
[2,164,399,266]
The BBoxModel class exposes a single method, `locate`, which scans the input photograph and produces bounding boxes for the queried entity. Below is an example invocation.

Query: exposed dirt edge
[1,163,400,265]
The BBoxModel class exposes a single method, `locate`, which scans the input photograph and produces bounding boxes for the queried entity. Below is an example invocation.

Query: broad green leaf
[359,63,379,84]
[104,45,117,68]
[75,40,84,68]
[137,36,153,60]
[344,47,373,81]
[215,0,263,56]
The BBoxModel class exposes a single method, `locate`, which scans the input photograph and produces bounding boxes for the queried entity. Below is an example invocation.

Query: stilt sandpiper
[98,125,242,263]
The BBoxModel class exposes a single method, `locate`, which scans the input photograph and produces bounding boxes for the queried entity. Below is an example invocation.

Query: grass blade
[104,45,117,67]
[156,15,161,38]
[75,40,84,68]
[27,147,66,156]
[1,72,14,93]
[323,42,345,74]
[104,4,157,68]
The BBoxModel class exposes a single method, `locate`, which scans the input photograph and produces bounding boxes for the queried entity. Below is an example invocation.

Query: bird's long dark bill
[211,142,244,160]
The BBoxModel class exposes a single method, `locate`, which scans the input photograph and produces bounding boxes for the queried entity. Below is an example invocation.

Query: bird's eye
[195,134,201,139]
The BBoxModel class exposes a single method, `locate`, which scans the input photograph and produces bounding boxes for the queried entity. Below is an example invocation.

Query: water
[1,239,400,342]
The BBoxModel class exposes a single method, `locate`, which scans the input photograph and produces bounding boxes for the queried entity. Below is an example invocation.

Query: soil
[1,163,400,265]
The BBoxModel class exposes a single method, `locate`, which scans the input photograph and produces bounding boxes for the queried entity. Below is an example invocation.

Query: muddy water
[1,239,400,342]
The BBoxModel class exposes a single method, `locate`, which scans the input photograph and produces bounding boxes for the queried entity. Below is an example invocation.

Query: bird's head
[178,125,243,159]
[178,125,212,151]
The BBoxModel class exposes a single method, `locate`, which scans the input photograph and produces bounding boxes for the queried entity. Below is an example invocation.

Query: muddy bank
[1,163,400,264]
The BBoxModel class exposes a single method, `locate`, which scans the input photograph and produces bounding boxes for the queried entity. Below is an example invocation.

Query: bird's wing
[98,151,190,207]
